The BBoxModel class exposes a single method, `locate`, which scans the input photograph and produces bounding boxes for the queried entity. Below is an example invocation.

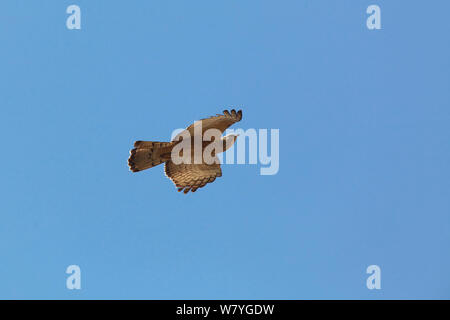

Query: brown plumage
[128,109,242,193]
[128,141,174,172]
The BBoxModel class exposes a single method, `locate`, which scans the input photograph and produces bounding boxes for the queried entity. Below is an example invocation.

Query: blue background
[0,0,449,299]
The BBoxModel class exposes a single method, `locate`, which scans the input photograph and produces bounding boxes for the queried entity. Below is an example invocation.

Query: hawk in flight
[128,109,243,193]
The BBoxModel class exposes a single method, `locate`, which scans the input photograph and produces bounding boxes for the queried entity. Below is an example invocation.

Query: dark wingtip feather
[223,109,242,121]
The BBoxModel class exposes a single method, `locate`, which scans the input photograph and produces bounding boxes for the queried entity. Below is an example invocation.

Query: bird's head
[221,134,239,151]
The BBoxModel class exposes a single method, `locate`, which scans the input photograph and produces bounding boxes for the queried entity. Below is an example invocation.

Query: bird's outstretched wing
[164,159,222,194]
[173,109,242,141]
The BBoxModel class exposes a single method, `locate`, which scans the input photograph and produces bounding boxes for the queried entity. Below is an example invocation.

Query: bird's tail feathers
[128,141,174,172]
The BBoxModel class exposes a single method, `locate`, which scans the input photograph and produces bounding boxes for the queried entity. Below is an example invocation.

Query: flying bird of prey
[128,109,243,193]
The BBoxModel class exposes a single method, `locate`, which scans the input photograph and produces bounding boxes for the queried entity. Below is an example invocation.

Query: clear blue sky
[0,0,449,299]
